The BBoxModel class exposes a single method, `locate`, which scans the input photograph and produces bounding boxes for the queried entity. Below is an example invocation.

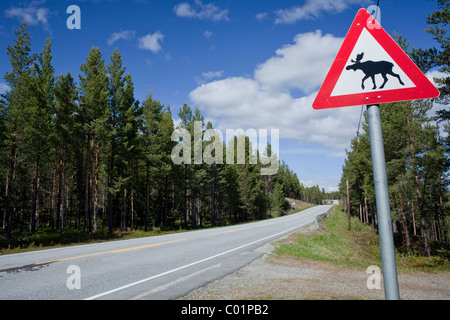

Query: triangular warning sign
[313,8,439,110]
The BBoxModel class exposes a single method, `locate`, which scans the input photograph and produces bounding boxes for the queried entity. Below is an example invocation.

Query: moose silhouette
[346,52,405,90]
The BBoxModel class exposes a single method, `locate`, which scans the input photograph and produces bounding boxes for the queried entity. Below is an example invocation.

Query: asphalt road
[0,205,333,300]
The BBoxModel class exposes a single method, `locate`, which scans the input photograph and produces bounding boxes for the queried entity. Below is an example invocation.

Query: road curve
[0,205,333,300]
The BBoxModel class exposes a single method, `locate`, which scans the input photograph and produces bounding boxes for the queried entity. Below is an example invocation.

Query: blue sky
[0,0,443,192]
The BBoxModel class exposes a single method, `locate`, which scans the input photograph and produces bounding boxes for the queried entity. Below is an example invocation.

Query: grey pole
[366,104,400,300]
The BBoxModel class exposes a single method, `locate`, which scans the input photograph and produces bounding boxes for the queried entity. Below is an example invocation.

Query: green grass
[275,206,381,268]
[275,206,450,273]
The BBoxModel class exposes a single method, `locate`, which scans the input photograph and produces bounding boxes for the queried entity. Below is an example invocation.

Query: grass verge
[0,227,185,255]
[275,206,450,273]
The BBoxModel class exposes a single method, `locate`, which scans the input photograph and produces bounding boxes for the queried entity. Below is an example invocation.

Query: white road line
[129,263,222,300]
[84,220,313,300]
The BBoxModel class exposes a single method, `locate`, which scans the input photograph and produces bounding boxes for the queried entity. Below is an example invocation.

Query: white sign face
[330,28,416,97]
[313,9,439,110]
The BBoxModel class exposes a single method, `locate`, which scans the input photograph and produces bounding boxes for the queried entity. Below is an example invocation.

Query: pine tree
[79,47,109,233]
[270,182,288,216]
[53,72,77,233]
[142,94,164,231]
[177,104,193,229]
[409,0,449,102]
[107,48,137,232]
[158,107,176,228]
[28,37,55,233]
[2,21,35,233]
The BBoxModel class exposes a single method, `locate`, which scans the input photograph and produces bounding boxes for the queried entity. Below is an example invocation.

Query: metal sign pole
[366,104,400,300]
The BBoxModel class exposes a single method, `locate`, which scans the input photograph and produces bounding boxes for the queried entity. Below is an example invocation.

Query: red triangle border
[312,8,440,110]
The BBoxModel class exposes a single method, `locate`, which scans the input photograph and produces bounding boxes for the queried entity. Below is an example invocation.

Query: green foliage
[270,182,289,216]
[341,2,450,256]
[340,100,449,255]
[409,0,449,102]
[1,22,327,249]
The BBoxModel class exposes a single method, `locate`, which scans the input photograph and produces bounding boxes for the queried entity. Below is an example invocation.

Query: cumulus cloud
[274,0,369,24]
[5,1,51,30]
[189,30,361,151]
[173,0,229,22]
[107,30,136,46]
[254,31,344,95]
[137,31,165,53]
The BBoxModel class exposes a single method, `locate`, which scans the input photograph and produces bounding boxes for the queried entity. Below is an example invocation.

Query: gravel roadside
[181,223,450,300]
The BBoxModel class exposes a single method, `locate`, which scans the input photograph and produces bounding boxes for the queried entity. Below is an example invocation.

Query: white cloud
[425,70,448,134]
[203,30,213,39]
[107,30,136,46]
[300,179,340,192]
[173,2,196,18]
[254,31,344,95]
[5,1,51,30]
[274,0,369,24]
[256,12,269,21]
[0,83,10,94]
[189,30,361,152]
[195,70,224,85]
[426,69,448,88]
[137,31,165,53]
[173,0,229,22]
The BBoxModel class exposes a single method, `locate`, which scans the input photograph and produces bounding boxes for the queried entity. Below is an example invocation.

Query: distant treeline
[0,22,329,238]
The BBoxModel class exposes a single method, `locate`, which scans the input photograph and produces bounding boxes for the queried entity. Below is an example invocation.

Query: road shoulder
[181,223,450,300]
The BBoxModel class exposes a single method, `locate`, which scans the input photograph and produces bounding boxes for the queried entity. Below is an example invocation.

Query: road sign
[313,8,440,110]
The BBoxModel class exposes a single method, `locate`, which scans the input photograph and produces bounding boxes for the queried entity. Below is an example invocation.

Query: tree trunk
[411,199,417,236]
[162,177,168,228]
[346,179,351,230]
[84,133,92,234]
[398,191,412,254]
[50,157,58,232]
[407,117,430,256]
[438,183,447,244]
[364,196,369,224]
[107,130,116,234]
[93,141,100,233]
[121,188,127,231]
[4,136,18,233]
[31,155,41,233]
[145,160,150,231]
[131,188,134,229]
[59,148,66,234]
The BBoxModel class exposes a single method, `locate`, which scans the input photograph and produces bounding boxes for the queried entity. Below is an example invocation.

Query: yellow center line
[34,238,186,265]
[208,228,247,236]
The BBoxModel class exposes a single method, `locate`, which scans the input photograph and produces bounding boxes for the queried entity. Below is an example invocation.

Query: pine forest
[0,22,328,248]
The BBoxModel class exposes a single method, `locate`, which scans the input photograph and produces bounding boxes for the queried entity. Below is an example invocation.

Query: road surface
[0,205,333,300]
